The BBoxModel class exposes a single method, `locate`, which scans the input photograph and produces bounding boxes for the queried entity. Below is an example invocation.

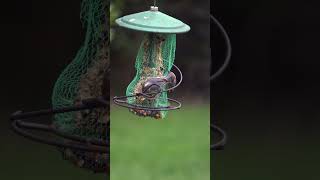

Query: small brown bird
[142,71,177,97]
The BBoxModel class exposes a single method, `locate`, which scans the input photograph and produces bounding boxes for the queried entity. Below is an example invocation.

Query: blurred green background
[110,0,210,179]
[111,105,209,180]
[0,0,210,179]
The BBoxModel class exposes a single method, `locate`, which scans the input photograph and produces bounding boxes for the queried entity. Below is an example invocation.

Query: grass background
[110,105,210,180]
[1,105,209,179]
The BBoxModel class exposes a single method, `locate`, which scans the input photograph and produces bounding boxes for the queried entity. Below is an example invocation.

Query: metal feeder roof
[115,6,190,34]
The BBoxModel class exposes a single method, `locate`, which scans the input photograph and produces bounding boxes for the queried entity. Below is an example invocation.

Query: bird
[141,71,177,98]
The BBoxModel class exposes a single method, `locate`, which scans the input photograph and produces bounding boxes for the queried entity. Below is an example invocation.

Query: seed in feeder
[155,113,161,119]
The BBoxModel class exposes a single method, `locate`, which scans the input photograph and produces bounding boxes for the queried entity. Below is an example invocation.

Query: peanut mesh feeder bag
[10,0,109,174]
[113,5,190,119]
[126,33,176,118]
[52,0,109,172]
[52,0,108,143]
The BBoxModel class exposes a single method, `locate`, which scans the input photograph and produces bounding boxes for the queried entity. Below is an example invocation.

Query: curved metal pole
[210,14,232,81]
[210,14,230,150]
[10,97,109,153]
[11,120,108,153]
[210,124,227,150]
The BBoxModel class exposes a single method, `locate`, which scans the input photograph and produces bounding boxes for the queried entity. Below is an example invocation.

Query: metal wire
[210,14,232,81]
[210,14,231,150]
[210,124,227,150]
[10,97,109,153]
[113,64,183,111]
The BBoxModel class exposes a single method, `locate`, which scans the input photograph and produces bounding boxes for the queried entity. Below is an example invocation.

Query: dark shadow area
[212,0,320,179]
[0,0,106,179]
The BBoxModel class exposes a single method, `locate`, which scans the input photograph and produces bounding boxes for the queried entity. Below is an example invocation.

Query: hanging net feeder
[113,4,190,119]
[10,0,109,173]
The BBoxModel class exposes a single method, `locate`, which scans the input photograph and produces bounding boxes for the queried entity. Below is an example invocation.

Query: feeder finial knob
[150,0,158,11]
[150,6,158,11]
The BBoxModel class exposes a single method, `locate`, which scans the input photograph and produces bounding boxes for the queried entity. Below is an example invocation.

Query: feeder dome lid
[115,6,190,33]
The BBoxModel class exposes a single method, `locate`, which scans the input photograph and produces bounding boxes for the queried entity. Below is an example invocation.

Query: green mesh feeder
[113,4,190,119]
[10,0,109,173]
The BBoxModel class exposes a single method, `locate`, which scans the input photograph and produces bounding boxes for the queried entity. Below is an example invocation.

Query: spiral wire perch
[10,97,109,153]
[210,14,232,150]
[113,14,230,148]
[113,63,183,111]
[210,14,232,82]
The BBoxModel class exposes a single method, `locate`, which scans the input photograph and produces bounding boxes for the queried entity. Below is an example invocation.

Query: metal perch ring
[113,64,183,111]
[10,97,109,153]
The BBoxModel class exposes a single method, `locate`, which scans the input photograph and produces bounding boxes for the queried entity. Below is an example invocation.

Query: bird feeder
[10,0,109,173]
[113,3,190,119]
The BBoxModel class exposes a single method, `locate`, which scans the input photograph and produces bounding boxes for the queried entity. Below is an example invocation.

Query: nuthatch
[141,72,177,99]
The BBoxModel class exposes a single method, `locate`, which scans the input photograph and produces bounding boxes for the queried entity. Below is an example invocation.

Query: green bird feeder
[115,6,190,33]
[113,3,190,119]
